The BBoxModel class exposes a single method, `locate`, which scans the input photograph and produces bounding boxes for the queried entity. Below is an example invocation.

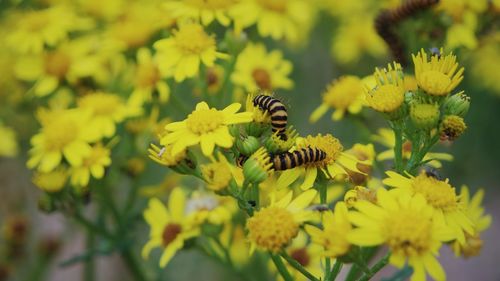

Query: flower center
[323,76,363,109]
[252,68,272,90]
[186,108,224,134]
[78,93,123,117]
[174,24,215,55]
[44,119,78,151]
[418,70,451,96]
[44,51,71,79]
[366,84,405,113]
[136,62,160,88]
[247,206,298,252]
[162,223,182,247]
[256,0,287,13]
[385,208,432,256]
[82,145,109,167]
[206,68,219,87]
[298,134,343,166]
[202,162,232,191]
[411,174,458,212]
[290,248,310,266]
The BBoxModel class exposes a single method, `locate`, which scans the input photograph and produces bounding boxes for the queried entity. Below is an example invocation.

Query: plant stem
[280,251,320,281]
[213,237,234,268]
[73,211,113,240]
[270,253,293,281]
[392,122,404,173]
[328,259,343,281]
[358,253,390,281]
[120,248,148,281]
[84,230,95,281]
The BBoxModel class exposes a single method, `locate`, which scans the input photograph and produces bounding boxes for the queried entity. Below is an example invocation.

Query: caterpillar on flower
[271,147,326,171]
[252,94,288,140]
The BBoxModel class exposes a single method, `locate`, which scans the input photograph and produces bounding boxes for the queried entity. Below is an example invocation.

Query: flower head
[305,202,352,258]
[130,48,170,105]
[247,189,317,252]
[365,62,405,115]
[310,76,365,122]
[0,123,18,157]
[154,23,227,82]
[348,188,455,281]
[202,152,244,191]
[148,143,187,167]
[70,143,111,187]
[161,102,253,156]
[383,171,474,244]
[231,43,293,92]
[412,48,464,96]
[439,115,467,141]
[32,168,68,193]
[164,0,239,26]
[142,188,201,267]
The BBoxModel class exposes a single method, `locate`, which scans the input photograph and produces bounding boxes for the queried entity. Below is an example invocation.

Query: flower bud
[236,136,261,156]
[263,127,298,153]
[243,148,273,184]
[245,122,269,138]
[443,92,470,117]
[440,115,467,141]
[410,103,440,130]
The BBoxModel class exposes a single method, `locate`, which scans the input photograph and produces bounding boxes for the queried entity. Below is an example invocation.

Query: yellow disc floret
[298,134,343,166]
[411,173,459,212]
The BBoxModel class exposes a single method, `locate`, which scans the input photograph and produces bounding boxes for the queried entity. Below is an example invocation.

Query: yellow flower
[305,202,352,258]
[372,128,453,168]
[142,188,201,267]
[185,192,235,225]
[148,143,187,167]
[70,143,111,187]
[77,92,141,138]
[469,34,500,94]
[0,123,18,157]
[231,43,293,92]
[365,62,405,114]
[310,76,365,122]
[331,18,387,64]
[27,108,100,172]
[130,48,170,106]
[164,0,239,26]
[348,188,455,281]
[32,168,68,193]
[231,0,316,43]
[202,152,244,191]
[343,143,375,185]
[154,23,227,82]
[277,134,365,190]
[161,102,253,156]
[5,5,92,54]
[247,189,317,252]
[452,186,492,258]
[383,171,474,244]
[412,48,464,96]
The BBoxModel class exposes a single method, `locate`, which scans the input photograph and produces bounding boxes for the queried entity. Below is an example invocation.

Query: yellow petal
[168,188,186,220]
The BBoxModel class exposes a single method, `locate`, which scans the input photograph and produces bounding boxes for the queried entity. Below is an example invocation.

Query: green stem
[358,253,390,281]
[328,259,343,281]
[120,248,148,281]
[324,257,332,280]
[84,230,95,281]
[168,90,191,115]
[218,56,237,107]
[73,212,113,240]
[213,237,234,268]
[270,254,293,281]
[281,252,320,281]
[393,122,404,173]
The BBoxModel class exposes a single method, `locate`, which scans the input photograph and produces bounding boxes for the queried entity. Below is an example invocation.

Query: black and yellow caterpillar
[271,147,326,171]
[252,95,288,139]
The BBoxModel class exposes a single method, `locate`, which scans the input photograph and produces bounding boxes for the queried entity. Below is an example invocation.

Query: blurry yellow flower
[231,43,293,92]
[164,0,239,26]
[344,143,375,185]
[32,168,68,193]
[77,92,141,138]
[372,128,453,168]
[247,189,317,252]
[310,76,365,122]
[161,102,252,156]
[365,62,405,114]
[5,5,93,54]
[148,143,187,167]
[277,231,322,281]
[231,0,315,43]
[344,185,378,208]
[331,18,386,64]
[154,23,227,82]
[383,171,474,244]
[130,48,170,106]
[437,0,488,20]
[469,34,500,94]
[0,123,18,158]
[305,202,352,258]
[446,21,478,50]
[412,48,464,96]
[70,143,111,187]
[77,0,124,21]
[142,189,200,267]
[185,192,234,225]
[452,186,492,258]
[27,108,100,172]
[277,134,365,190]
[202,152,244,191]
[348,188,455,281]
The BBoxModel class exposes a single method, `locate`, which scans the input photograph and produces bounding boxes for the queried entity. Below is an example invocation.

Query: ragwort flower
[70,143,111,187]
[164,0,239,26]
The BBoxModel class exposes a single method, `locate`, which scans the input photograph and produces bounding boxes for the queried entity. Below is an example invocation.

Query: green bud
[236,136,261,156]
[38,193,56,213]
[443,92,470,117]
[223,29,248,54]
[410,103,440,130]
[263,127,298,153]
[245,122,269,138]
[243,148,273,184]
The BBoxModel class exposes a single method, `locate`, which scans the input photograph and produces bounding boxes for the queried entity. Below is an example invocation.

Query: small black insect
[429,47,441,59]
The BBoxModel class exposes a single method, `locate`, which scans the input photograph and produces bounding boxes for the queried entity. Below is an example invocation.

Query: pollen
[162,223,182,247]
[411,173,458,212]
[299,134,343,166]
[366,84,405,113]
[385,208,433,256]
[173,24,215,55]
[247,206,298,252]
[186,108,225,134]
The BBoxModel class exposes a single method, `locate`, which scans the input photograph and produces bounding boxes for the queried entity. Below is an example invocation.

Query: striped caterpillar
[252,94,288,140]
[271,147,326,171]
